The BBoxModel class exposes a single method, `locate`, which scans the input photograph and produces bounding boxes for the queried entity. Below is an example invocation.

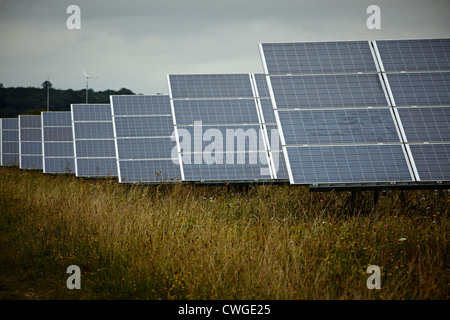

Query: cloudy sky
[0,0,449,94]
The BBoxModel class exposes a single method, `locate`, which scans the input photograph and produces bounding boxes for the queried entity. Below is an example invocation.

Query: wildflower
[398,238,407,242]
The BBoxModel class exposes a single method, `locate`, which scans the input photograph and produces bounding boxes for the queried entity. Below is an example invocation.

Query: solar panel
[386,72,450,106]
[374,39,450,72]
[168,73,287,182]
[18,115,42,169]
[277,108,401,145]
[260,40,417,186]
[408,144,450,181]
[71,104,117,178]
[268,74,389,109]
[287,145,413,184]
[260,41,378,75]
[42,111,75,174]
[0,118,19,166]
[397,107,450,143]
[110,95,181,184]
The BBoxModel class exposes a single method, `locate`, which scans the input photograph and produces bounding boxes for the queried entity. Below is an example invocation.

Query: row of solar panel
[0,73,285,183]
[1,38,449,188]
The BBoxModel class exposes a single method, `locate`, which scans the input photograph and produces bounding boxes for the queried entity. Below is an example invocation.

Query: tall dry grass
[0,166,448,299]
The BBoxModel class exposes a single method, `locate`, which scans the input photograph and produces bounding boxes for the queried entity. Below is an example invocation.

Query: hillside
[0,86,134,118]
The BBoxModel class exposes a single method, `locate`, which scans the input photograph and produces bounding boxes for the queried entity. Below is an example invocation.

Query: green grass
[0,166,448,299]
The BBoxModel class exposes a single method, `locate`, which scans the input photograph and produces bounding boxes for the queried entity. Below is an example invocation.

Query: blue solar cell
[111,95,171,116]
[116,138,174,160]
[277,108,400,145]
[20,156,42,169]
[19,115,41,128]
[169,74,254,99]
[172,99,260,125]
[43,142,74,157]
[376,39,450,72]
[388,72,450,106]
[114,116,174,138]
[44,158,75,174]
[42,112,72,126]
[2,141,19,154]
[182,157,272,181]
[409,144,450,181]
[43,127,73,141]
[2,154,19,166]
[21,142,42,155]
[2,118,19,130]
[260,41,377,75]
[71,104,112,121]
[270,74,389,109]
[286,145,413,184]
[118,160,181,183]
[398,107,450,142]
[76,158,117,177]
[20,128,41,142]
[73,122,114,139]
[75,140,116,158]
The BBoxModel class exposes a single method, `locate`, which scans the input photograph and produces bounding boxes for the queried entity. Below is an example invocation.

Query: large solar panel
[18,115,42,169]
[168,73,288,182]
[110,95,181,183]
[42,111,75,174]
[261,38,450,187]
[0,118,19,166]
[260,40,416,186]
[71,104,117,177]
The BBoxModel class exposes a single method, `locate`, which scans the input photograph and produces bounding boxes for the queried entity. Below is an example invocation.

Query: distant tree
[42,80,52,90]
[118,87,134,95]
[0,83,3,88]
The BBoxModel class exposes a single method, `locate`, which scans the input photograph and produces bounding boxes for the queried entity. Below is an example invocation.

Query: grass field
[0,166,448,300]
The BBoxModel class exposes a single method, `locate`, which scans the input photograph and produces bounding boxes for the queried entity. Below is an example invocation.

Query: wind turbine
[83,70,98,104]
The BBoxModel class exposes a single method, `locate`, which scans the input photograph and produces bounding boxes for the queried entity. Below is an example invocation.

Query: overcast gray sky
[0,0,449,94]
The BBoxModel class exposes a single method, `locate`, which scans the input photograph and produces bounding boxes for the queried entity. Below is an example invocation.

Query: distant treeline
[0,86,135,118]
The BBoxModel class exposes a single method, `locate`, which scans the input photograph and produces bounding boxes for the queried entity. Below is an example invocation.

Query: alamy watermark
[171,121,281,175]
[66,5,81,30]
[366,265,381,289]
[366,5,381,30]
[66,265,81,289]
